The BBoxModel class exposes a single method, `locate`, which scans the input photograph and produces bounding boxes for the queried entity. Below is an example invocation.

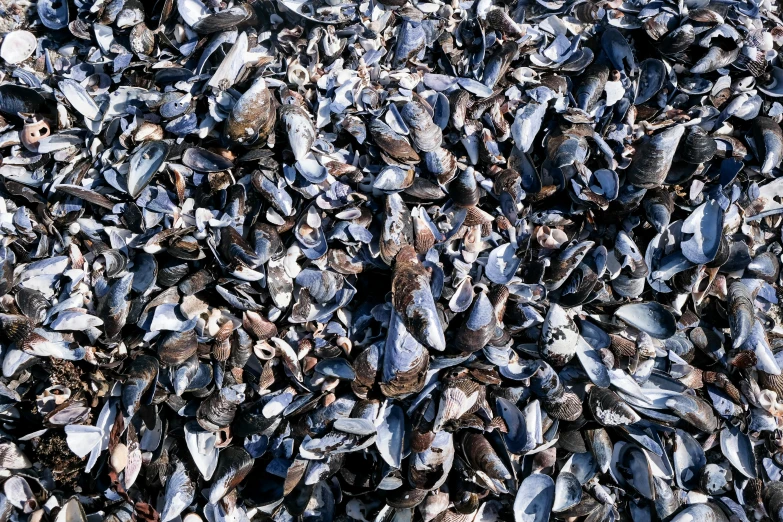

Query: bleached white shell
[0,31,36,64]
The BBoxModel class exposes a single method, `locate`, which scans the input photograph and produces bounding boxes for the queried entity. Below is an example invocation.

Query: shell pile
[3,0,783,520]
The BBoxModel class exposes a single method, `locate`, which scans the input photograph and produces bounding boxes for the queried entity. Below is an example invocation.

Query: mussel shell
[225,77,276,144]
[513,473,554,522]
[370,119,420,164]
[635,58,665,105]
[627,126,685,188]
[553,472,582,513]
[615,302,676,339]
[182,147,233,173]
[208,446,254,504]
[386,488,428,509]
[15,288,48,324]
[127,141,170,198]
[454,292,497,354]
[121,355,160,416]
[279,104,315,162]
[158,329,198,365]
[658,24,695,55]
[0,85,45,120]
[588,387,640,426]
[680,127,717,164]
[665,394,718,432]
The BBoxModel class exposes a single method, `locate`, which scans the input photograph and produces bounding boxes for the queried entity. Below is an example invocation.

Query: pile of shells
[2,0,783,519]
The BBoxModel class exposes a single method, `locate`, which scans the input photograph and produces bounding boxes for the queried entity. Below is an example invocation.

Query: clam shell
[0,32,36,64]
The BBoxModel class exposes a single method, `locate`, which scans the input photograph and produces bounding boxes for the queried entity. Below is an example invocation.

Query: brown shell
[588,387,640,426]
[433,510,476,522]
[197,390,239,432]
[158,329,198,365]
[242,311,277,341]
[460,432,511,481]
[449,90,471,130]
[258,359,276,391]
[414,226,435,254]
[225,78,276,144]
[678,368,703,389]
[379,348,429,398]
[488,284,509,322]
[369,119,419,164]
[541,391,582,421]
[463,206,492,227]
[759,370,783,396]
[435,377,480,428]
[609,334,637,358]
[410,429,436,452]
[212,337,232,362]
[178,269,215,296]
[493,168,520,198]
[351,345,380,398]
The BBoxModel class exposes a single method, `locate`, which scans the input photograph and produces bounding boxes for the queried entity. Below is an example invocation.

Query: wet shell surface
[0,0,780,520]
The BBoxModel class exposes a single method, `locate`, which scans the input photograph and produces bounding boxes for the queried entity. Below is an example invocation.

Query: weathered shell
[461,432,512,481]
[588,387,640,426]
[121,355,159,416]
[38,0,69,29]
[400,101,442,152]
[1,32,36,64]
[158,329,198,365]
[225,77,276,144]
[539,304,578,366]
[728,281,754,349]
[380,193,415,265]
[279,104,315,161]
[392,246,446,352]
